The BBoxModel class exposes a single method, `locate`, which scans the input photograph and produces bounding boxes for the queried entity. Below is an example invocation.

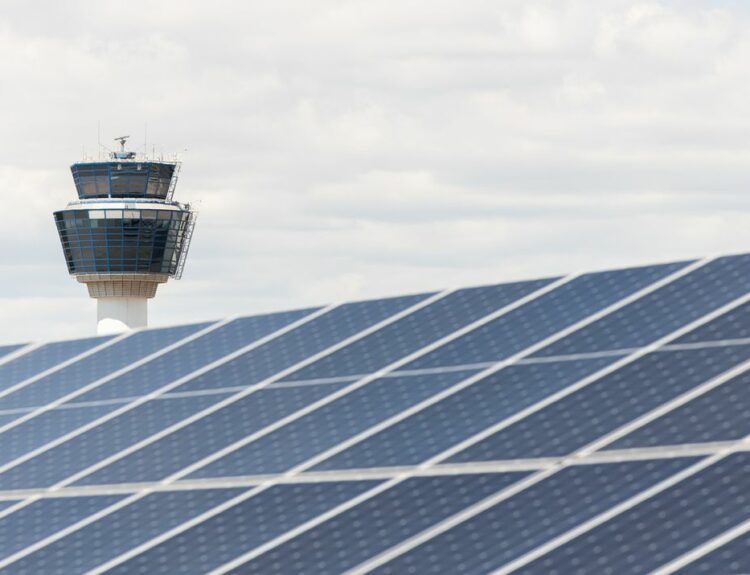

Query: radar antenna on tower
[112,136,136,159]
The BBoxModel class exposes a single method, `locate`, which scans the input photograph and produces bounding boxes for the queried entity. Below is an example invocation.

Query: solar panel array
[1,254,750,573]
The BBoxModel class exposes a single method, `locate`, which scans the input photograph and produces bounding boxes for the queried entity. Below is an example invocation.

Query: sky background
[0,0,749,343]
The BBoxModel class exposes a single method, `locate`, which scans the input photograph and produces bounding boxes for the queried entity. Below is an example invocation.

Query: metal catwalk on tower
[54,136,196,334]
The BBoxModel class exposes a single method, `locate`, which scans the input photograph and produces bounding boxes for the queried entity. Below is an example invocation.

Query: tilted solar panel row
[0,254,749,572]
[0,452,748,574]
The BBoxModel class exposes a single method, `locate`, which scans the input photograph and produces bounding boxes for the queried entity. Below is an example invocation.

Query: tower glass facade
[54,208,193,275]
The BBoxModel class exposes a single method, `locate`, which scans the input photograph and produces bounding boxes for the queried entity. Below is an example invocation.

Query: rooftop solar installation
[1,254,750,573]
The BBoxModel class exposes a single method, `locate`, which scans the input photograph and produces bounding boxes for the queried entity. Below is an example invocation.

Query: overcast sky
[0,0,749,344]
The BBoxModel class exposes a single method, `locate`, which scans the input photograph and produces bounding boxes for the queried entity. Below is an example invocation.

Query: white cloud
[0,0,748,343]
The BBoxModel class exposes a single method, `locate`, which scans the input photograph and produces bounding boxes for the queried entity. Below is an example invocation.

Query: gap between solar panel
[0,440,737,502]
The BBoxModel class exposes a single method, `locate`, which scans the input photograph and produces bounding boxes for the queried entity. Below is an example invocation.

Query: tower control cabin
[54,137,196,334]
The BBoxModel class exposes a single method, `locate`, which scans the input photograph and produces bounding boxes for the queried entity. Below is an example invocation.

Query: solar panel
[0,254,749,573]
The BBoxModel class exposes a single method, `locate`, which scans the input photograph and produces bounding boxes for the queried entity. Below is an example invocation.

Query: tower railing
[175,209,197,280]
[166,161,182,202]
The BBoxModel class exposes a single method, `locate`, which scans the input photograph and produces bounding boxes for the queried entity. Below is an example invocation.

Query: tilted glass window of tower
[71,162,176,199]
[54,209,191,275]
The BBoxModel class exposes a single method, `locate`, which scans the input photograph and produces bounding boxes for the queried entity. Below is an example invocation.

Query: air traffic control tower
[54,137,196,335]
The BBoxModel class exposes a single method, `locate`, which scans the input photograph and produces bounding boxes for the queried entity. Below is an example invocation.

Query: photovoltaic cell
[102,481,382,575]
[174,293,432,393]
[519,452,750,574]
[313,357,617,472]
[282,280,555,382]
[448,345,750,463]
[231,473,530,574]
[73,383,350,487]
[186,369,480,480]
[532,254,750,357]
[73,309,320,402]
[609,368,750,449]
[0,494,124,561]
[0,393,236,490]
[0,488,246,575]
[371,457,698,575]
[0,322,212,410]
[0,336,111,394]
[403,261,687,370]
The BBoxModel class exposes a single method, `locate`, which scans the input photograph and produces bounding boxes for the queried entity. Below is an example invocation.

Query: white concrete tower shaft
[97,298,148,334]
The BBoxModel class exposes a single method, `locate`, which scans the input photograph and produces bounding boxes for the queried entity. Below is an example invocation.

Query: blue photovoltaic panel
[1,488,246,574]
[674,532,750,574]
[403,261,687,371]
[282,280,555,382]
[609,368,750,449]
[0,403,121,467]
[532,255,750,357]
[519,452,750,574]
[103,481,382,575]
[74,383,350,487]
[231,473,530,574]
[0,394,236,490]
[187,370,480,480]
[313,357,618,472]
[448,345,750,463]
[671,299,750,344]
[173,294,432,393]
[73,309,320,402]
[0,494,124,561]
[0,336,111,394]
[0,322,212,410]
[371,457,698,575]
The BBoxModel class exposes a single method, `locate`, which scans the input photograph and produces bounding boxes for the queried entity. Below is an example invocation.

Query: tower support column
[97,297,148,334]
[74,273,168,334]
